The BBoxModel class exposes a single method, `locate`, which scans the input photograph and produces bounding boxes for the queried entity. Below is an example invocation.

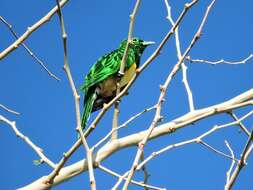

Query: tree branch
[164,0,195,112]
[187,53,253,65]
[0,0,69,60]
[0,103,20,115]
[225,140,236,189]
[0,16,60,81]
[123,1,215,188]
[18,87,253,190]
[46,1,96,189]
[98,165,164,190]
[0,115,56,168]
[225,126,253,190]
[228,111,250,136]
[112,0,142,140]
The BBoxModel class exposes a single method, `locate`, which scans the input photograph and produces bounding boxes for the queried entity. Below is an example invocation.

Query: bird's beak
[143,41,155,46]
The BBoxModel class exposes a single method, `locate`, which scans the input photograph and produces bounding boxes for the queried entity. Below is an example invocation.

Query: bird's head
[119,37,155,54]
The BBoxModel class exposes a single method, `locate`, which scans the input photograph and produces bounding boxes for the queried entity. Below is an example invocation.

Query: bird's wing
[80,50,123,93]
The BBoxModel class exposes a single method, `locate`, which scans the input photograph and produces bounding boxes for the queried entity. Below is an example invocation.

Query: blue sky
[0,0,253,189]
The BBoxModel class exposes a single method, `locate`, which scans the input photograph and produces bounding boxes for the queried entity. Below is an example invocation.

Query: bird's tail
[81,89,97,131]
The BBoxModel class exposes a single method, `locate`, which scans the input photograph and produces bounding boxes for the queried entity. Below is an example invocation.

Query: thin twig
[225,140,235,189]
[19,88,253,189]
[46,1,96,189]
[225,126,253,190]
[119,0,141,76]
[137,120,245,171]
[112,172,129,190]
[112,104,120,140]
[0,16,60,81]
[93,105,156,150]
[244,143,253,160]
[187,53,253,65]
[123,1,215,188]
[99,165,165,190]
[228,111,250,136]
[140,152,150,190]
[0,115,56,168]
[112,0,142,140]
[0,0,69,60]
[0,103,20,115]
[164,0,195,112]
[199,140,238,161]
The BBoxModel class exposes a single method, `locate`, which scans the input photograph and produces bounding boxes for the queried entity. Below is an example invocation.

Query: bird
[80,37,154,130]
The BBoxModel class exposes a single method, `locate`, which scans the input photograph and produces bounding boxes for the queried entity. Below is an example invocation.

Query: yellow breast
[119,63,136,87]
[98,63,137,97]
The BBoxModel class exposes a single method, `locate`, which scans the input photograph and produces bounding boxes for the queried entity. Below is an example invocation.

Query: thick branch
[19,88,253,190]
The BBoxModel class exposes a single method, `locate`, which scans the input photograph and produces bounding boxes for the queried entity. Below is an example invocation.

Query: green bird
[80,37,154,130]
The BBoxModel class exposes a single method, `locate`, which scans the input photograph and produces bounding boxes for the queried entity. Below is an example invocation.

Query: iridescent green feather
[80,48,136,94]
[81,87,97,129]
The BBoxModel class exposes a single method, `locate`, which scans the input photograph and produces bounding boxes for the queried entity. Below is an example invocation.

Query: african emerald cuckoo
[80,38,154,130]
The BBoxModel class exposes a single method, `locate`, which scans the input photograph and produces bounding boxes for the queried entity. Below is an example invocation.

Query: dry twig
[225,140,236,189]
[228,111,250,136]
[0,16,60,81]
[164,0,195,112]
[0,103,20,115]
[98,165,164,190]
[225,126,253,190]
[93,105,156,150]
[0,115,56,168]
[46,1,96,189]
[187,53,253,65]
[112,0,142,140]
[19,88,253,189]
[123,1,215,188]
[0,0,69,60]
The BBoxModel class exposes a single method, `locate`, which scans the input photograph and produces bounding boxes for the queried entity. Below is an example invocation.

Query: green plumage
[80,38,154,130]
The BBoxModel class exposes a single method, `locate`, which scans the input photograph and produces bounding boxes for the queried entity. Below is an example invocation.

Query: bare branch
[187,53,253,65]
[0,16,60,81]
[112,0,142,140]
[228,111,251,136]
[18,88,253,189]
[140,152,150,189]
[225,140,236,189]
[93,105,156,150]
[0,0,69,60]
[123,1,215,188]
[112,172,129,190]
[0,103,20,115]
[164,0,195,112]
[225,126,253,190]
[199,140,238,162]
[137,119,249,171]
[0,115,56,168]
[98,165,164,190]
[46,1,96,189]
[119,0,141,75]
